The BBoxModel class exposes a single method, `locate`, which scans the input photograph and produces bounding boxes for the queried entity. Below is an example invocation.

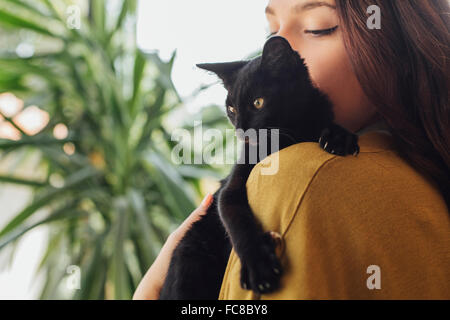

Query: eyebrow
[265,1,336,16]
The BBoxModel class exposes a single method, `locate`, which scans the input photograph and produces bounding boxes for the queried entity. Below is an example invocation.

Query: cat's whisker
[264,127,298,144]
[278,132,297,144]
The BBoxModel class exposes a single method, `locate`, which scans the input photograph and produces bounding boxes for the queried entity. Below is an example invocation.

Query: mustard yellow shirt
[218,130,450,299]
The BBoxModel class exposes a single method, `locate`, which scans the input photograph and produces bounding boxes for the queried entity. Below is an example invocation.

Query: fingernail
[201,193,213,208]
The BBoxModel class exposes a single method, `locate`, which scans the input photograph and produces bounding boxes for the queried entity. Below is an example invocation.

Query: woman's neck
[356,119,391,136]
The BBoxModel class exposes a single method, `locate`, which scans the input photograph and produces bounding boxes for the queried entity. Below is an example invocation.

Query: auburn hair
[335,0,450,210]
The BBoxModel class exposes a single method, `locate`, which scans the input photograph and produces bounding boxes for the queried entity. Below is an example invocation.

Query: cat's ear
[260,36,304,78]
[196,61,247,89]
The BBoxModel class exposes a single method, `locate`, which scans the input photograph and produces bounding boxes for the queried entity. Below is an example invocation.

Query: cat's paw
[319,125,360,156]
[240,231,283,294]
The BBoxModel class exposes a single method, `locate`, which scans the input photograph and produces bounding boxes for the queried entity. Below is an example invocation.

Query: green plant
[0,0,225,299]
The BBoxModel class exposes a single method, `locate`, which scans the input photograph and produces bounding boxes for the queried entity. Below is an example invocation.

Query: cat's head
[197,36,327,143]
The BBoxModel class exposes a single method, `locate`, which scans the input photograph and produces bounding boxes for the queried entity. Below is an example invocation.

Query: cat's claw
[240,232,283,294]
[319,125,359,156]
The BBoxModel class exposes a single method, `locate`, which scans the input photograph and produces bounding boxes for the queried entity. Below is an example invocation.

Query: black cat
[159,36,360,299]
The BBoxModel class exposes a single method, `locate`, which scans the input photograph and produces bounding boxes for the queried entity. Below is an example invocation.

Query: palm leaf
[0,167,99,238]
[0,8,60,38]
[0,174,47,187]
[143,151,196,221]
[0,206,86,250]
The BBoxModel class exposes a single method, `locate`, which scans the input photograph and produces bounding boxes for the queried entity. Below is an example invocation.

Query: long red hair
[335,0,450,209]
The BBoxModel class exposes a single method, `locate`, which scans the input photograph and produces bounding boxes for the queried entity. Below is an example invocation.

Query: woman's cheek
[302,36,347,90]
[303,41,376,131]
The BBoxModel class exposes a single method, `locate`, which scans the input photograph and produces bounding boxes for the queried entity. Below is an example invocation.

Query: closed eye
[304,25,338,36]
[266,25,338,39]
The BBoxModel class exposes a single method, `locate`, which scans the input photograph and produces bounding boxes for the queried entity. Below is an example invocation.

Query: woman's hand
[132,193,214,300]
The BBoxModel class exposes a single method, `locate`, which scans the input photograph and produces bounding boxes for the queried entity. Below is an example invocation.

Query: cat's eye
[228,106,236,114]
[253,98,264,109]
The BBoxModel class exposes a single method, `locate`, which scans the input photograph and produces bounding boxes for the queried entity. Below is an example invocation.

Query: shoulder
[244,132,450,299]
[249,131,445,205]
[246,131,448,233]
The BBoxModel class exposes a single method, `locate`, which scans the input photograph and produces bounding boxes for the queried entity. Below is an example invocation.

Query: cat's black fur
[159,36,359,299]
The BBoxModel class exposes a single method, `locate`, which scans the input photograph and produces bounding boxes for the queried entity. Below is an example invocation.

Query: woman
[134,0,449,299]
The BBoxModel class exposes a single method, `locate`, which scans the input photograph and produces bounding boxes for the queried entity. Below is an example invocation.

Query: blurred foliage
[0,0,229,299]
